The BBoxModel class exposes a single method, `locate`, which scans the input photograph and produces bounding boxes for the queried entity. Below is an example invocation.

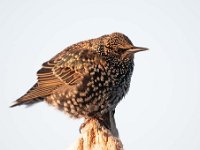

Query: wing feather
[11,48,99,107]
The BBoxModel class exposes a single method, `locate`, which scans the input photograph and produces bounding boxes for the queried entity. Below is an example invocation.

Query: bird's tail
[10,83,54,107]
[10,97,43,107]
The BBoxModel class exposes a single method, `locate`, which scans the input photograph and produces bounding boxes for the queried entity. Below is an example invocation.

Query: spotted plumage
[11,32,148,118]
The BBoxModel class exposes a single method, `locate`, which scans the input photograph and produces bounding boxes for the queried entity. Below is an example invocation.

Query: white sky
[0,0,200,150]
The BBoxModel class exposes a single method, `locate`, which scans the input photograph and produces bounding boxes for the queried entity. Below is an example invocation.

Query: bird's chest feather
[106,58,134,92]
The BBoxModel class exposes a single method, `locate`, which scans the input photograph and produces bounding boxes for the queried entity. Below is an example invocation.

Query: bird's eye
[118,48,126,53]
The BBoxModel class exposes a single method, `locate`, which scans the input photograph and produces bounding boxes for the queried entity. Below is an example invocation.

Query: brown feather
[11,49,93,107]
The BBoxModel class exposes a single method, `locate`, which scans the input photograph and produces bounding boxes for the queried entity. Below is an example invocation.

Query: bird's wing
[37,49,95,87]
[12,60,65,103]
[37,61,82,88]
[11,49,99,107]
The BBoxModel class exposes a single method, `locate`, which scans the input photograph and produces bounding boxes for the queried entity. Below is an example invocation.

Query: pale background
[0,0,200,150]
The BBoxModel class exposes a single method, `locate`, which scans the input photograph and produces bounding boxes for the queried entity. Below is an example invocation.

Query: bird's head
[100,32,148,59]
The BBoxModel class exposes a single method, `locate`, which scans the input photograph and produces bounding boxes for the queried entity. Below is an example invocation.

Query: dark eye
[118,48,126,53]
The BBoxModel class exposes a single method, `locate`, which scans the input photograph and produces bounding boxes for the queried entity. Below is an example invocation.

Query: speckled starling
[11,32,148,118]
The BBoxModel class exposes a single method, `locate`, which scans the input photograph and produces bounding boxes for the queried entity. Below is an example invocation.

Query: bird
[11,32,148,119]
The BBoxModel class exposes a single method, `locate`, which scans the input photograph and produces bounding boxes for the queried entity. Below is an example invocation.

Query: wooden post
[68,111,123,150]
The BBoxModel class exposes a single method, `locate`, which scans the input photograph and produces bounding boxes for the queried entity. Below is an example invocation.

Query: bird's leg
[96,116,111,130]
[109,110,119,137]
[96,110,118,137]
[79,110,118,137]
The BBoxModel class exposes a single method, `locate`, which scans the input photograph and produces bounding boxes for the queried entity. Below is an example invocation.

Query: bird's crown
[101,32,134,52]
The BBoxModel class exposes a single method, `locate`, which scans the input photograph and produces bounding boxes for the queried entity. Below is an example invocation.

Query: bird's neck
[105,56,134,80]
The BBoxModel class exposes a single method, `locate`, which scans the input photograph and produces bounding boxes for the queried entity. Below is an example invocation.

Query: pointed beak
[128,46,148,53]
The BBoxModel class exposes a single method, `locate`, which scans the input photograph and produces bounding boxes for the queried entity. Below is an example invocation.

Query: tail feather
[10,97,43,107]
[10,83,56,107]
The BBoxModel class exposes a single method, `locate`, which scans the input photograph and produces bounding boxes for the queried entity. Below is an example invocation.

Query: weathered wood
[68,111,123,150]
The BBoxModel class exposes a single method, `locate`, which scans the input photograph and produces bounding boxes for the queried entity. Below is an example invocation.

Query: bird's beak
[128,46,148,53]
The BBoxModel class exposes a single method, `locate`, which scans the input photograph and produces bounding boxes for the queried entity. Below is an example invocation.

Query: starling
[11,32,148,119]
